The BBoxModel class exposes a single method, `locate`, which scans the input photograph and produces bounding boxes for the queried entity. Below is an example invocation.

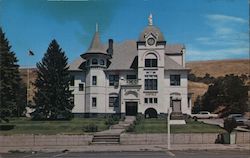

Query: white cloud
[195,13,249,49]
[206,14,248,24]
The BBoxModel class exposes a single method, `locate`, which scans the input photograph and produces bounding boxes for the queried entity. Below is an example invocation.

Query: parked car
[226,114,248,126]
[191,111,218,120]
[243,119,250,128]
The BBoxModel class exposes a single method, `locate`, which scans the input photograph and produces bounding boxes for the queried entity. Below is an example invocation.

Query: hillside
[188,81,208,104]
[186,59,249,77]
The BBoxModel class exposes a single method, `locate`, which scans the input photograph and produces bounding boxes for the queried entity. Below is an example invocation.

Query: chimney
[107,39,113,57]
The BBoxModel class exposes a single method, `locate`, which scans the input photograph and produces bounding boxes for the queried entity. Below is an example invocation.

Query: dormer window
[92,58,98,65]
[86,60,90,66]
[100,59,105,65]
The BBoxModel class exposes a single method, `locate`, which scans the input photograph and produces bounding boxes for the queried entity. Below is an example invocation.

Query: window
[145,98,158,104]
[92,76,97,85]
[109,97,118,107]
[145,59,157,67]
[127,75,136,80]
[170,75,181,86]
[79,83,84,91]
[92,97,97,107]
[70,75,74,86]
[109,75,119,86]
[100,59,105,65]
[149,98,153,103]
[145,79,157,90]
[86,60,90,66]
[92,58,98,65]
[154,98,158,103]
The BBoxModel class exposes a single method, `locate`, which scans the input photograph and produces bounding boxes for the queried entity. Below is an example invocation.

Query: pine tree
[32,39,73,120]
[0,27,21,122]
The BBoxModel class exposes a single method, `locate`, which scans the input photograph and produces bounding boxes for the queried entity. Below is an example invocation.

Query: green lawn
[133,118,226,133]
[0,117,108,135]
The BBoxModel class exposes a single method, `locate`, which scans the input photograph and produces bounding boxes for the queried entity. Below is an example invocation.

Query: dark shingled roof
[68,58,85,71]
[165,44,184,54]
[83,32,107,55]
[69,41,188,71]
[107,40,137,70]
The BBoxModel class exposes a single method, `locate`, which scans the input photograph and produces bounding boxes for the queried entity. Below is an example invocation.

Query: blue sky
[0,0,249,67]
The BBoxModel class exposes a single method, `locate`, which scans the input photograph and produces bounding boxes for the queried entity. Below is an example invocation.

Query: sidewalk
[1,144,249,153]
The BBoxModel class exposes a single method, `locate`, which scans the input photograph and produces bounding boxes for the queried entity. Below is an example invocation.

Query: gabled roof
[164,55,189,70]
[69,41,188,71]
[107,40,137,70]
[165,44,184,54]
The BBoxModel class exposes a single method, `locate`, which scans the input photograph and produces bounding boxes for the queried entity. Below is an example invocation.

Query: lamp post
[167,96,173,150]
[167,107,172,150]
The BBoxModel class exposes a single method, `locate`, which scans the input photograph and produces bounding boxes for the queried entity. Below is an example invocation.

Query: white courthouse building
[69,15,192,118]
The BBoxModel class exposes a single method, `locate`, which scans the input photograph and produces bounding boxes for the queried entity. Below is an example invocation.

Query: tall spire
[96,23,98,32]
[148,13,153,26]
[85,23,106,54]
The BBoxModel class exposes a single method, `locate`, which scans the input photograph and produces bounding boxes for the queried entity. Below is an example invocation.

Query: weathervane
[148,13,153,26]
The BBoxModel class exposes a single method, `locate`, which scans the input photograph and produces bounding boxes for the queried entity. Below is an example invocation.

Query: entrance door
[126,102,138,116]
[172,100,181,113]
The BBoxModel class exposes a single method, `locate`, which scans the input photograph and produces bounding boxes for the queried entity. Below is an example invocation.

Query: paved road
[1,151,250,158]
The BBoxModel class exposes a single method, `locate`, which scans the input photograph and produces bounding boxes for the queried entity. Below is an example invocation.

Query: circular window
[147,38,155,46]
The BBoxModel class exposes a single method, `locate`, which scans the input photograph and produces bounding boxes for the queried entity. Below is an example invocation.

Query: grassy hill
[186,59,249,77]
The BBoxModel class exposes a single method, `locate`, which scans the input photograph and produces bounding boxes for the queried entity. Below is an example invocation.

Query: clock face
[147,38,155,46]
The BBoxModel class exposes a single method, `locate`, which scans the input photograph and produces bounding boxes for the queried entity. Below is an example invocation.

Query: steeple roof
[85,31,107,54]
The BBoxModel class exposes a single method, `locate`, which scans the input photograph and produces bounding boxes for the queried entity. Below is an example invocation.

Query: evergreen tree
[0,27,22,122]
[32,39,73,120]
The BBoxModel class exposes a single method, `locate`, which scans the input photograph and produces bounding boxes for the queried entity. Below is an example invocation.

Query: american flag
[28,50,34,56]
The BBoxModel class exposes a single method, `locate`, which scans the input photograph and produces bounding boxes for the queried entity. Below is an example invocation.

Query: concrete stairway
[91,116,135,145]
[170,112,186,125]
[92,134,120,144]
[170,112,185,120]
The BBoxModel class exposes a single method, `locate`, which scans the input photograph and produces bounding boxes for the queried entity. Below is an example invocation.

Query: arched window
[145,53,157,67]
[100,59,105,65]
[92,58,98,65]
[109,93,119,107]
[86,60,90,66]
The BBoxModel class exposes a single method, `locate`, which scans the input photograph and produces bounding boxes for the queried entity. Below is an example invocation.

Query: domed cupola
[138,14,166,45]
[81,24,110,68]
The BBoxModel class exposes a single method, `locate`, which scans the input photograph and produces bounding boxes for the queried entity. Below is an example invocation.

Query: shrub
[126,124,135,132]
[0,124,15,131]
[105,115,120,126]
[224,118,237,133]
[134,114,144,125]
[82,123,98,132]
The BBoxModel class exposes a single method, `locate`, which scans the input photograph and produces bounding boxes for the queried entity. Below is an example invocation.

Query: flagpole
[27,66,29,108]
[27,50,34,112]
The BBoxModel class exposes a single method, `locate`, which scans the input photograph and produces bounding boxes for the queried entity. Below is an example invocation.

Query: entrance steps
[170,112,186,125]
[91,116,136,145]
[92,134,120,145]
[170,112,185,120]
